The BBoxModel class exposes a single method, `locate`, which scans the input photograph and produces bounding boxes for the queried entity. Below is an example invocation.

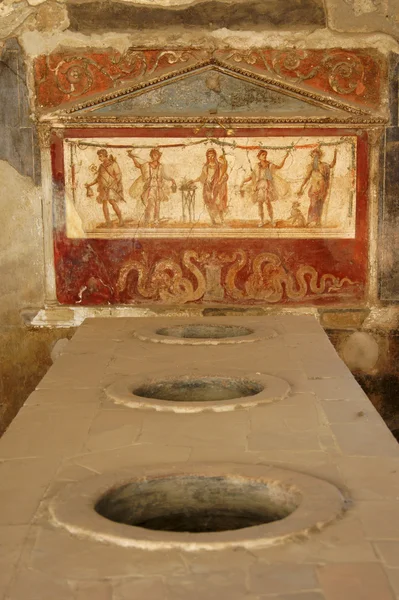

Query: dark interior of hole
[156,324,254,339]
[95,475,300,534]
[132,377,264,402]
[134,508,279,532]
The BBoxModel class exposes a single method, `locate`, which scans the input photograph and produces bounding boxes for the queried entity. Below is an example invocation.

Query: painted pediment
[87,69,340,118]
[49,62,374,122]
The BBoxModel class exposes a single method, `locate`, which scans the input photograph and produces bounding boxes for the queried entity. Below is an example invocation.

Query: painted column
[38,123,58,307]
[367,127,384,304]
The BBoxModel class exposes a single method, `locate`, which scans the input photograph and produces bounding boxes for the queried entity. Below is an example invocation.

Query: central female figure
[192,148,228,226]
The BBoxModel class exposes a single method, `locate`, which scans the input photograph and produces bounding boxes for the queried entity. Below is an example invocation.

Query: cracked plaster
[0,0,397,47]
[326,0,399,38]
[19,29,399,61]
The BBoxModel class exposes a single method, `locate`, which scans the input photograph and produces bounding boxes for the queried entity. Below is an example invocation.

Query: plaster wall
[0,158,72,434]
[0,39,72,434]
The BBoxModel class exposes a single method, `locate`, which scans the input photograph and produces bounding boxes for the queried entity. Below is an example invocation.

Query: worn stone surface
[67,0,326,33]
[2,0,398,39]
[317,563,394,600]
[0,316,397,598]
[33,1,69,32]
[0,2,34,40]
[327,0,399,38]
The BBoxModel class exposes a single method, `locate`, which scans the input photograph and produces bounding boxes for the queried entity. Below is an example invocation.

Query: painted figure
[85,149,125,227]
[217,154,229,224]
[275,201,306,228]
[287,201,306,227]
[240,149,289,227]
[298,146,338,227]
[191,148,229,226]
[127,148,177,225]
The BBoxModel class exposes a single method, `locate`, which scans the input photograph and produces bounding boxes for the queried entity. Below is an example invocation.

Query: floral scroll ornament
[272,50,366,96]
[225,50,260,65]
[272,50,320,83]
[54,58,95,97]
[324,53,365,95]
[110,49,148,78]
[148,50,196,74]
[221,49,367,98]
[224,50,272,73]
[48,49,203,102]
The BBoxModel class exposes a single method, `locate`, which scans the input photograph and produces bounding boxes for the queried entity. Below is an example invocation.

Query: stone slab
[0,316,398,599]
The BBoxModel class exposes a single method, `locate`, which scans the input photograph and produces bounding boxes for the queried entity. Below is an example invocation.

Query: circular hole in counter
[50,464,346,550]
[95,475,300,533]
[132,376,264,403]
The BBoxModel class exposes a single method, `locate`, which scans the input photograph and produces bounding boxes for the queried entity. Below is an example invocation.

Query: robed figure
[128,148,177,226]
[86,149,125,227]
[191,148,229,226]
[240,149,289,227]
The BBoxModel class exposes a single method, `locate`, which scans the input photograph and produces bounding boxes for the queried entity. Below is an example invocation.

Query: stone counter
[0,315,398,599]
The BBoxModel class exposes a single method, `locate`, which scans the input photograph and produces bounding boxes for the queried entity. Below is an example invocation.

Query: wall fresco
[52,127,368,307]
[53,235,366,306]
[116,249,357,304]
[64,135,357,239]
[38,47,372,309]
[35,48,383,110]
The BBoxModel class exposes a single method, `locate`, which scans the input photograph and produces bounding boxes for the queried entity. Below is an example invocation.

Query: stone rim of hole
[133,376,264,403]
[105,371,290,413]
[132,320,278,345]
[49,464,346,551]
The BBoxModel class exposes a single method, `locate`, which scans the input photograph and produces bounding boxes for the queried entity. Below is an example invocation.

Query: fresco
[41,44,371,309]
[50,126,368,307]
[35,48,383,110]
[114,249,358,304]
[64,135,357,239]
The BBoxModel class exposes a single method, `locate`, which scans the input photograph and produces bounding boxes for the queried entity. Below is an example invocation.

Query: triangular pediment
[85,69,341,118]
[46,61,376,123]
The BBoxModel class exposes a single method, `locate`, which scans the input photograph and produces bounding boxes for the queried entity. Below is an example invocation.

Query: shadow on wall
[0,327,75,436]
[355,372,399,441]
[328,329,399,442]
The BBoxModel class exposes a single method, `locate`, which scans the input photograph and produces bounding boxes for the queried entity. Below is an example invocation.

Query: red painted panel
[35,48,383,110]
[52,128,368,307]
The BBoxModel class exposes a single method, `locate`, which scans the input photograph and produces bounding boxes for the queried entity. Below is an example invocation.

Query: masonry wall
[0,36,72,434]
[0,0,399,435]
